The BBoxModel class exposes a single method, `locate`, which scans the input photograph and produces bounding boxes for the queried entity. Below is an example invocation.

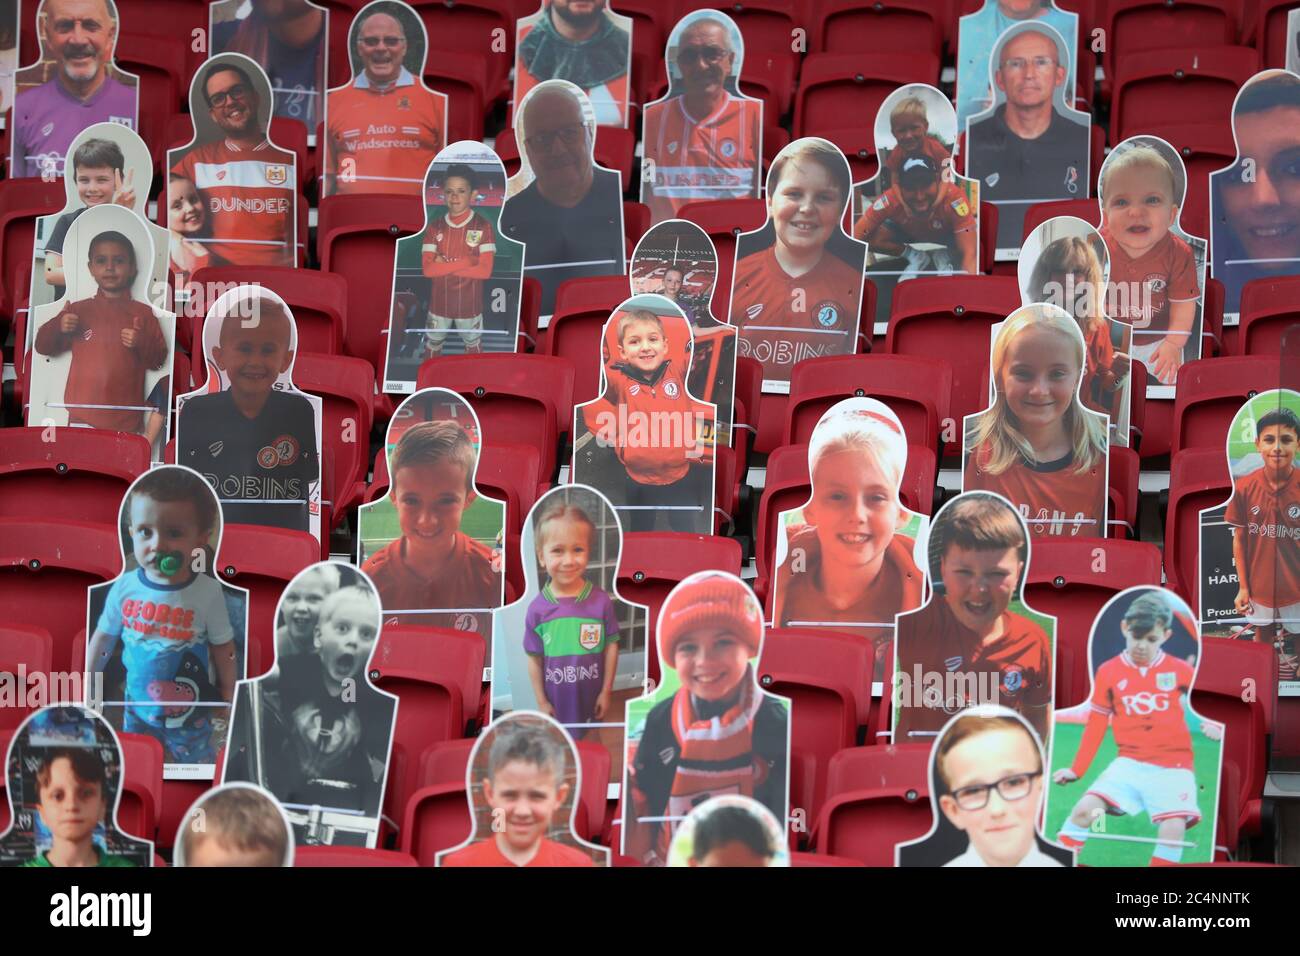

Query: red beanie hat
[658,572,763,664]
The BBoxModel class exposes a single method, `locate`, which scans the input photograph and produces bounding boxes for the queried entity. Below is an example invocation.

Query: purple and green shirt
[524,580,619,725]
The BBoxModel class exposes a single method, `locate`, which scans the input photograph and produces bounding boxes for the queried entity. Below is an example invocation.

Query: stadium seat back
[0,428,150,526]
[1239,276,1300,358]
[0,626,54,731]
[190,266,348,357]
[1110,47,1257,144]
[794,53,940,140]
[117,732,165,842]
[811,0,943,58]
[1165,448,1232,604]
[293,352,375,524]
[1104,0,1236,74]
[1172,357,1285,458]
[680,199,769,320]
[400,782,472,866]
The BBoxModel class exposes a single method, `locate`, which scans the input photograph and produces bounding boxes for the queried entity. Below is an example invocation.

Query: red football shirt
[422,210,496,321]
[774,526,924,629]
[1087,650,1195,769]
[852,181,975,245]
[1100,227,1199,334]
[440,835,596,867]
[963,441,1108,539]
[1224,466,1300,609]
[361,531,502,612]
[326,73,446,197]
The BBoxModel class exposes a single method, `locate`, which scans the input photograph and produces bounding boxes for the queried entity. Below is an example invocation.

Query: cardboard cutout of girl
[174,781,294,866]
[514,0,631,129]
[668,794,790,867]
[1045,586,1225,866]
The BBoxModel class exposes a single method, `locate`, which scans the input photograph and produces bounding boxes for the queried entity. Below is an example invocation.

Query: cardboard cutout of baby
[0,705,153,867]
[639,9,762,225]
[965,19,1090,260]
[729,136,866,394]
[621,571,790,867]
[1019,216,1133,448]
[852,84,980,337]
[437,711,608,866]
[1044,586,1225,866]
[26,203,176,459]
[897,706,1074,867]
[382,141,524,394]
[357,387,506,654]
[174,782,294,866]
[223,562,398,848]
[176,286,322,543]
[85,465,249,780]
[667,794,790,867]
[892,490,1056,746]
[630,219,736,446]
[962,302,1110,539]
[572,294,716,534]
[1198,389,1300,694]
[514,0,631,129]
[322,0,447,198]
[770,397,929,684]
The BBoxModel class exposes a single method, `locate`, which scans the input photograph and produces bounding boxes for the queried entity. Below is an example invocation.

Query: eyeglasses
[677,45,729,66]
[525,124,586,150]
[359,35,403,48]
[949,771,1042,811]
[208,83,251,108]
[1002,56,1057,72]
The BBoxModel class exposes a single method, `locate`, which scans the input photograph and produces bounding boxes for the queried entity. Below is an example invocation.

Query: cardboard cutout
[1209,69,1300,325]
[630,219,736,445]
[956,0,1078,134]
[499,78,625,323]
[9,0,138,179]
[852,84,980,337]
[436,711,609,866]
[897,706,1074,867]
[1018,216,1133,448]
[770,397,930,684]
[26,203,176,459]
[1099,135,1206,395]
[1289,11,1300,75]
[174,782,294,866]
[0,0,16,119]
[572,294,716,534]
[1044,586,1224,866]
[729,136,866,394]
[382,142,524,394]
[667,794,790,867]
[85,466,249,780]
[0,705,153,867]
[322,0,447,198]
[210,0,328,137]
[639,9,762,225]
[223,563,398,848]
[1198,389,1300,695]
[962,303,1110,539]
[514,0,631,129]
[356,387,506,657]
[175,285,323,543]
[965,20,1090,261]
[621,571,790,867]
[490,485,648,790]
[892,490,1056,745]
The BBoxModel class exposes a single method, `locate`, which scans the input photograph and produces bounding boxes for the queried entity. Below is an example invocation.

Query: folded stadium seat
[1238,277,1300,359]
[0,178,64,328]
[400,780,470,864]
[623,201,651,258]
[317,193,426,375]
[1203,275,1227,357]
[422,52,488,144]
[1020,199,1099,245]
[1141,121,1236,241]
[1252,0,1300,68]
[679,198,768,322]
[116,732,164,842]
[811,744,933,866]
[416,352,575,483]
[1164,446,1232,607]
[810,0,944,59]
[295,846,420,866]
[293,352,375,529]
[0,731,9,830]
[1022,539,1163,707]
[187,266,347,357]
[215,525,319,676]
[319,0,365,86]
[977,201,998,276]
[1171,356,1285,459]
[1101,0,1239,94]
[762,125,791,175]
[1109,46,1259,146]
[732,355,763,477]
[0,626,53,731]
[518,276,542,351]
[712,442,739,535]
[884,274,1023,457]
[793,53,942,141]
[409,0,515,105]
[1106,444,1141,539]
[782,353,953,456]
[417,737,475,789]
[595,126,637,194]
[1195,637,1276,839]
[0,428,150,525]
[814,127,877,184]
[112,34,186,163]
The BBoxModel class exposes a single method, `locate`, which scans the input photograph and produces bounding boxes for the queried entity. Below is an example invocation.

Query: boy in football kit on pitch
[416,163,495,359]
[177,297,318,533]
[1054,592,1222,865]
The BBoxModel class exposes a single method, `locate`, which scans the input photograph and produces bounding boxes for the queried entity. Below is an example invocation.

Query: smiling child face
[804,447,900,578]
[673,627,749,702]
[940,544,1022,637]
[618,317,668,374]
[1102,162,1179,260]
[212,309,294,404]
[769,158,842,257]
[1257,423,1299,480]
[1000,325,1079,437]
[482,759,569,855]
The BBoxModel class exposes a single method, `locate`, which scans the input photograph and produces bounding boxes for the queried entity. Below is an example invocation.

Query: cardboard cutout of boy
[572,294,717,534]
[10,0,138,179]
[0,705,153,867]
[1018,216,1133,448]
[437,711,608,866]
[965,19,1090,260]
[668,794,790,867]
[322,0,447,198]
[0,0,17,117]
[621,571,790,867]
[357,387,506,653]
[1209,69,1300,325]
[770,397,929,684]
[639,9,762,225]
[176,285,322,543]
[630,219,736,446]
[514,0,631,129]
[962,302,1110,539]
[174,781,294,866]
[223,563,398,848]
[1045,586,1225,866]
[382,141,524,393]
[892,490,1056,746]
[852,84,980,337]
[26,204,175,459]
[729,136,866,394]
[1198,389,1300,693]
[897,705,1074,867]
[85,465,249,780]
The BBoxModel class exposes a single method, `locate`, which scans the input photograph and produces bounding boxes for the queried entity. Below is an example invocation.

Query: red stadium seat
[423,52,488,144]
[188,266,347,357]
[294,352,375,528]
[1165,447,1232,607]
[0,178,64,327]
[1020,199,1099,243]
[1107,444,1141,539]
[679,198,768,321]
[0,625,53,731]
[1252,0,1300,68]
[410,0,514,104]
[1171,356,1285,458]
[810,0,944,59]
[518,276,542,351]
[400,782,471,865]
[545,282,630,408]
[216,526,319,676]
[295,846,420,866]
[1142,121,1236,241]
[793,53,942,140]
[812,744,933,866]
[417,737,475,788]
[817,127,878,184]
[623,201,651,259]
[1238,277,1300,358]
[113,34,187,161]
[1110,46,1259,146]
[0,428,149,525]
[1102,0,1239,85]
[117,732,164,842]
